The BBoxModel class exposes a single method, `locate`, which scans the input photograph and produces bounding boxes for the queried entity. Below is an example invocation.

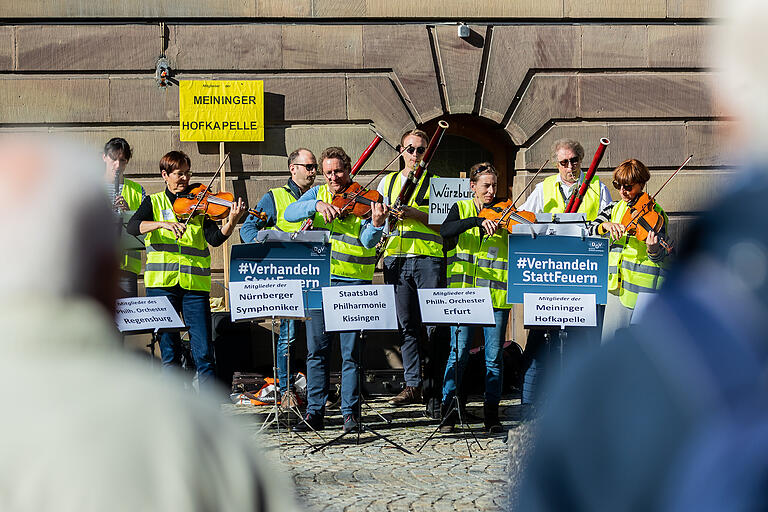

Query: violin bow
[510,158,549,208]
[182,153,231,229]
[626,154,693,231]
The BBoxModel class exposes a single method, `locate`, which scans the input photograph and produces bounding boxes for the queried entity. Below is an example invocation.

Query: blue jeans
[383,256,445,402]
[442,308,507,406]
[146,286,215,388]
[305,278,368,418]
[276,319,296,391]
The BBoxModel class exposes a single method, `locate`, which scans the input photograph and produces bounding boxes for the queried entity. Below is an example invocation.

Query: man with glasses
[377,129,446,419]
[240,148,317,409]
[518,138,612,408]
[284,147,387,433]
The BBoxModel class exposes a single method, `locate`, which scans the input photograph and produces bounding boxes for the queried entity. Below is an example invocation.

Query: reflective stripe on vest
[382,171,443,257]
[312,185,376,280]
[120,178,144,275]
[445,199,511,309]
[540,174,603,221]
[144,192,212,291]
[606,200,668,309]
[270,186,304,232]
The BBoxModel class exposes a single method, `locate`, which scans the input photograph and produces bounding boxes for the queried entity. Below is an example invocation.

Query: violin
[331,181,387,219]
[621,192,673,253]
[478,198,536,232]
[173,183,267,222]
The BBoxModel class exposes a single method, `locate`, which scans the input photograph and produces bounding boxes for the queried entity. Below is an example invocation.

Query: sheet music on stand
[510,212,588,238]
[118,210,146,251]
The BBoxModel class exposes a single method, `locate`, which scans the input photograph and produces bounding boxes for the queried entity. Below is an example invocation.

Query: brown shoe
[388,386,422,407]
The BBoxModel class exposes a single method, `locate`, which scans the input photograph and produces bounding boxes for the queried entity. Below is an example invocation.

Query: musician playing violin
[283,147,387,433]
[588,158,670,343]
[126,150,246,389]
[439,162,509,433]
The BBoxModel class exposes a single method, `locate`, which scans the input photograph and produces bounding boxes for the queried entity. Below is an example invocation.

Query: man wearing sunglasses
[377,129,446,419]
[240,147,317,409]
[519,138,612,217]
[518,138,612,408]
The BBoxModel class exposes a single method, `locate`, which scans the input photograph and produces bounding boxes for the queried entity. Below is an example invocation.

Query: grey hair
[552,138,585,163]
[287,148,315,167]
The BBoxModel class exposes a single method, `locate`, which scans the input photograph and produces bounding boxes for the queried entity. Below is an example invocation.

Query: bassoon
[565,138,610,213]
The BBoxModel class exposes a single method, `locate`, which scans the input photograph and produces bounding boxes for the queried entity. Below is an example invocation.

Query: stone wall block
[607,123,687,167]
[0,1,256,18]
[0,27,14,70]
[363,25,443,122]
[579,73,715,118]
[482,25,581,123]
[313,0,366,16]
[582,25,648,68]
[169,25,282,70]
[282,25,363,69]
[506,74,578,145]
[16,25,157,71]
[565,0,665,18]
[648,25,713,68]
[0,77,109,123]
[435,25,485,114]
[109,77,179,122]
[666,0,715,19]
[347,74,415,142]
[685,121,734,167]
[364,0,562,17]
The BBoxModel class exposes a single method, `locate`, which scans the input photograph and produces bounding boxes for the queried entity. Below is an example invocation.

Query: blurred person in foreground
[517,1,768,510]
[0,135,296,512]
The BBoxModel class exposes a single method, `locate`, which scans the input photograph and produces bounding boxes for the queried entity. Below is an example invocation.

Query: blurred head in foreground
[0,134,296,511]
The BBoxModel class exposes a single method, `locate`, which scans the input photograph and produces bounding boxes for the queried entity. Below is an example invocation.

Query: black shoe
[483,403,503,434]
[439,402,457,433]
[343,414,359,433]
[424,398,441,420]
[292,413,324,433]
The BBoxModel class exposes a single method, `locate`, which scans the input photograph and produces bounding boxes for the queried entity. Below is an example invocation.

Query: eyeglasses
[294,163,318,172]
[405,146,427,155]
[612,181,636,191]
[558,157,580,168]
[168,170,191,178]
[471,165,491,177]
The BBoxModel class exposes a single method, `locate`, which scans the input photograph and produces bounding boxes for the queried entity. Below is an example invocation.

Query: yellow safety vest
[120,178,144,275]
[540,174,603,221]
[269,186,304,232]
[312,185,376,280]
[144,191,211,292]
[446,199,511,309]
[381,171,443,258]
[607,200,668,309]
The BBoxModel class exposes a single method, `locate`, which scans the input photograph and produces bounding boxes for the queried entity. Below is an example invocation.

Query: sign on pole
[321,285,398,332]
[417,288,495,325]
[508,234,608,304]
[428,177,473,224]
[179,80,265,142]
[229,280,305,322]
[230,240,331,310]
[115,296,185,333]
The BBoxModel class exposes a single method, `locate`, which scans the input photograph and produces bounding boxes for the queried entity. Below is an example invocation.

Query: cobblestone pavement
[225,397,527,511]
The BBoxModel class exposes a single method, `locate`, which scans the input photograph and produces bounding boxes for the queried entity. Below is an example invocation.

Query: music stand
[310,285,411,454]
[415,287,496,457]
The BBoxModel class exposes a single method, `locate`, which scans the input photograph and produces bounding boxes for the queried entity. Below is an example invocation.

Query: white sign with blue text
[508,234,608,304]
[322,284,398,332]
[428,177,473,224]
[229,280,305,322]
[417,288,495,325]
[523,293,597,327]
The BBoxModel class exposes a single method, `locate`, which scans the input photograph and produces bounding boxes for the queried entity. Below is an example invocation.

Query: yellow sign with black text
[179,80,264,142]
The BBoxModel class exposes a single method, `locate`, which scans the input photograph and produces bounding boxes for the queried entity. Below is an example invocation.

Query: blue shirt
[284,184,384,250]
[239,179,303,243]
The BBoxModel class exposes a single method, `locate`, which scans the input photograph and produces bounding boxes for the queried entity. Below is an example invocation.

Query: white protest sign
[417,288,495,325]
[428,177,473,224]
[229,280,305,322]
[523,293,596,327]
[321,284,397,332]
[115,296,185,333]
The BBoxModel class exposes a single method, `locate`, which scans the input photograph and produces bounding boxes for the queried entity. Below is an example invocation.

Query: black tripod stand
[310,329,412,454]
[418,323,483,457]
